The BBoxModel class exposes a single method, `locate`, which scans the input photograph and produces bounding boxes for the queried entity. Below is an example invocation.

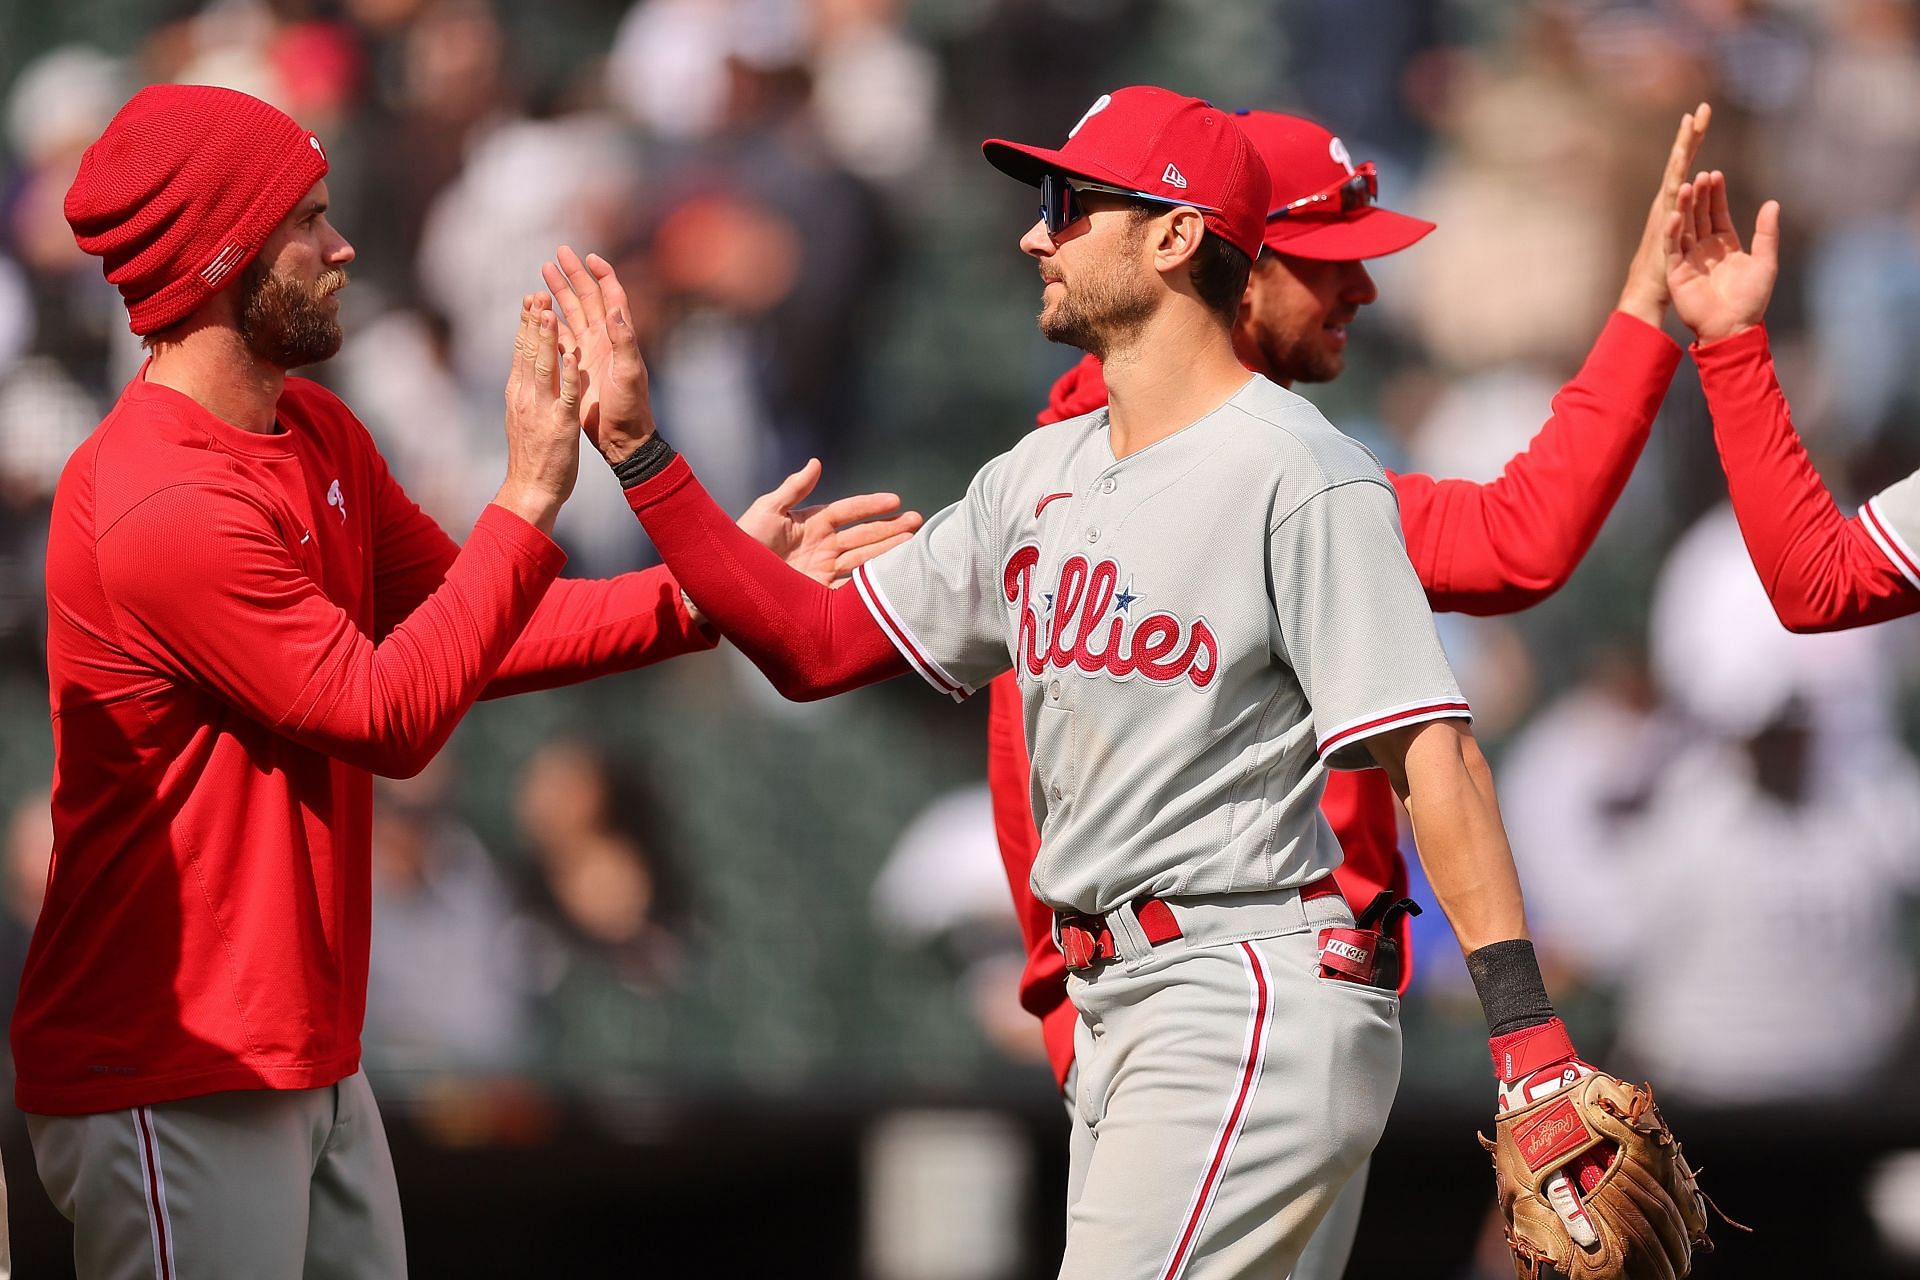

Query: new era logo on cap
[980,86,1270,260]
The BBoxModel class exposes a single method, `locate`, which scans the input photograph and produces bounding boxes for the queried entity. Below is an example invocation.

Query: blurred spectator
[1785,0,1920,445]
[1402,8,1624,372]
[350,0,520,299]
[809,0,939,182]
[1610,509,1920,1104]
[336,305,497,532]
[3,45,132,392]
[870,784,1040,1066]
[367,760,531,1076]
[606,0,750,142]
[634,5,895,505]
[1501,643,1684,989]
[513,738,690,992]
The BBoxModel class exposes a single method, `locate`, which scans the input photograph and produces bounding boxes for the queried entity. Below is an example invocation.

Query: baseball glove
[1481,1070,1716,1280]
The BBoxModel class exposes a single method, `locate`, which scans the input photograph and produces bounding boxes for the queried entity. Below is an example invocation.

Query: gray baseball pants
[27,1070,406,1280]
[1059,889,1401,1280]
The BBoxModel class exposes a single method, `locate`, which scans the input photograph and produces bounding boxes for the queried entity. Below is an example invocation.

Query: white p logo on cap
[1069,94,1113,139]
[1328,136,1354,174]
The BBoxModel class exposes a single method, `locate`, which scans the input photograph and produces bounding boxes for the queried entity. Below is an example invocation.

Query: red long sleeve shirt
[992,311,1683,1083]
[17,371,713,1114]
[1692,324,1919,632]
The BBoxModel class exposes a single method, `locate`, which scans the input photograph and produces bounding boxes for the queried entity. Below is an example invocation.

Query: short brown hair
[1187,232,1252,323]
[1125,206,1251,324]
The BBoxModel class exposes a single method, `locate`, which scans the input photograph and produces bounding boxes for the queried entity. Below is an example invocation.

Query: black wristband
[611,434,676,489]
[1464,938,1555,1037]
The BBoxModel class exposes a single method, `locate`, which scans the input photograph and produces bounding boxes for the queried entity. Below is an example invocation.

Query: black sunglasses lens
[1040,175,1077,234]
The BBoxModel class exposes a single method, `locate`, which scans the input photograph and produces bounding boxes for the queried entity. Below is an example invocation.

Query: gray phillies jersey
[1863,471,1920,591]
[853,376,1470,915]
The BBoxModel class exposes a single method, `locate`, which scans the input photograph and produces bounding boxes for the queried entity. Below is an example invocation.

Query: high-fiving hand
[1665,170,1781,345]
[1616,102,1712,327]
[492,293,583,535]
[537,248,924,586]
[542,245,654,464]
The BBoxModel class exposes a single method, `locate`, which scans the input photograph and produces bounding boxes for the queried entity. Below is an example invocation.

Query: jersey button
[1101,478,1117,494]
[1085,527,1099,544]
[1050,782,1064,801]
[1047,680,1062,701]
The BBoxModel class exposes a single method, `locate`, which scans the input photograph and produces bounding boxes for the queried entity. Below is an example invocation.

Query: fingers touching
[1691,171,1714,244]
[1663,102,1710,198]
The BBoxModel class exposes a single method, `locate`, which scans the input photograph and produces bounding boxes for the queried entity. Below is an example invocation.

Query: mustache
[316,270,350,296]
[1039,268,1064,285]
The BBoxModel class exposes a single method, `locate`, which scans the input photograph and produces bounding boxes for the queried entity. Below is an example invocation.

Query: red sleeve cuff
[1589,309,1684,397]
[1690,322,1771,369]
[1601,308,1683,358]
[473,502,567,576]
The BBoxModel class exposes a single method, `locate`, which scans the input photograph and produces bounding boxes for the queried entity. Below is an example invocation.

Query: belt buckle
[1059,914,1108,971]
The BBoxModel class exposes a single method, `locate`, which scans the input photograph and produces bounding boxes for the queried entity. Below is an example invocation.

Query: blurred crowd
[2,0,1920,1136]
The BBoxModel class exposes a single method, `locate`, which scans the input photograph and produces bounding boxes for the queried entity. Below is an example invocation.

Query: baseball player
[19,84,915,1278]
[548,85,1662,1277]
[1658,167,1920,631]
[986,106,1710,1278]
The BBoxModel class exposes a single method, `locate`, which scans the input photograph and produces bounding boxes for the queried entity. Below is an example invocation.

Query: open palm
[542,245,654,457]
[738,459,923,586]
[1665,171,1780,344]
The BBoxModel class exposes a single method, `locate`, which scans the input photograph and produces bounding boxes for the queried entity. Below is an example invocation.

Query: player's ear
[1149,207,1209,276]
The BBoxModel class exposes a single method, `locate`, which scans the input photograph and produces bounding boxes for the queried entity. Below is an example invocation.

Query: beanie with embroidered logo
[64,84,329,335]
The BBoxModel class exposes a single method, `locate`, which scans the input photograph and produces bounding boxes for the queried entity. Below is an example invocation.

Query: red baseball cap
[1232,110,1434,262]
[983,86,1270,261]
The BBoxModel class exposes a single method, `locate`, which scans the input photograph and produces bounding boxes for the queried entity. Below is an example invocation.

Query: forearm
[1375,720,1528,953]
[1695,325,1918,631]
[309,507,566,774]
[1404,312,1681,615]
[620,450,904,699]
[482,566,715,699]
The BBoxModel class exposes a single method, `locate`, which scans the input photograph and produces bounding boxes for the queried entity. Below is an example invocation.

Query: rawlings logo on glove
[1480,1018,1734,1279]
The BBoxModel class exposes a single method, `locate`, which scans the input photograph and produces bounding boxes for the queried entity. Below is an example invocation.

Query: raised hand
[1616,102,1711,326]
[1665,170,1780,344]
[738,459,924,586]
[492,294,582,535]
[542,245,655,463]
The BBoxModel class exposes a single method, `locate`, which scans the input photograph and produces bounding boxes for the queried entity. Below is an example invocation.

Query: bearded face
[237,259,349,369]
[1230,252,1374,387]
[1036,208,1160,360]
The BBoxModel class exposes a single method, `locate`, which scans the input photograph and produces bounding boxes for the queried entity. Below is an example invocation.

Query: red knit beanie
[65,84,330,335]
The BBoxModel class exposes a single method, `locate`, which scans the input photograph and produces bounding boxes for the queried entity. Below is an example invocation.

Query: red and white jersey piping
[1862,494,1920,592]
[853,563,972,701]
[1316,697,1472,763]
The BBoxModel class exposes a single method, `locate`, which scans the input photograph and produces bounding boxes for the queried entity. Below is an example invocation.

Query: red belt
[1057,877,1343,972]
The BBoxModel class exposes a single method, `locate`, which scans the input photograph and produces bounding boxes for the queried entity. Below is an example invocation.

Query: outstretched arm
[621,456,908,699]
[1668,172,1919,630]
[1394,106,1708,614]
[542,252,908,698]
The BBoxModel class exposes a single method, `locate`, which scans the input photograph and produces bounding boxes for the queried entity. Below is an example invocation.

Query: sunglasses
[1038,173,1217,237]
[1267,162,1378,221]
